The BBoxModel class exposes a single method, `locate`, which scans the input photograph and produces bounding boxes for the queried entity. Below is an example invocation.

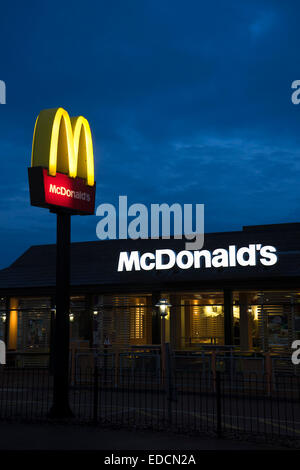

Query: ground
[0,421,290,451]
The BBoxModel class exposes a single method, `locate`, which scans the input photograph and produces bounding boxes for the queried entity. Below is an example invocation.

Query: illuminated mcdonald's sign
[28,107,96,214]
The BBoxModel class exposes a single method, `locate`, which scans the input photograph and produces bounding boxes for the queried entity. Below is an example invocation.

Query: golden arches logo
[31,107,94,186]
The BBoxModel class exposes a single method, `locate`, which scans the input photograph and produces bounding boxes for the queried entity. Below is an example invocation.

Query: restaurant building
[0,222,300,366]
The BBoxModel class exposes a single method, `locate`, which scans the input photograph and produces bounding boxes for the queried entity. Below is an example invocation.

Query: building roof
[1,222,300,294]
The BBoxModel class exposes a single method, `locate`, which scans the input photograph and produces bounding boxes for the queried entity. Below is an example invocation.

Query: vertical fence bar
[165,344,173,426]
[0,366,3,418]
[216,370,222,438]
[93,365,98,424]
[121,367,124,425]
[127,368,130,425]
[290,376,296,439]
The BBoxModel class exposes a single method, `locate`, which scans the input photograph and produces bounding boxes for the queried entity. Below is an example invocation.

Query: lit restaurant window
[130,300,145,340]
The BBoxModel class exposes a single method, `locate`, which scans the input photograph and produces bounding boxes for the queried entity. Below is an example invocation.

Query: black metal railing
[0,365,299,443]
[0,367,52,419]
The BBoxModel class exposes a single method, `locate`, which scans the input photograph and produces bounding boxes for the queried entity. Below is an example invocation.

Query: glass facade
[69,296,88,342]
[233,290,300,352]
[166,292,224,348]
[4,290,300,359]
[93,294,152,348]
[17,297,51,351]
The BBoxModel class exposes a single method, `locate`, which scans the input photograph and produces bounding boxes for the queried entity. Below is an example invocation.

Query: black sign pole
[49,211,73,418]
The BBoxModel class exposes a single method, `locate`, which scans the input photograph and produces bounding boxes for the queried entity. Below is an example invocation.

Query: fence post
[70,345,76,386]
[265,352,272,396]
[103,343,108,383]
[211,350,216,391]
[216,370,222,438]
[115,347,119,387]
[93,364,99,424]
[165,343,174,425]
[161,343,166,385]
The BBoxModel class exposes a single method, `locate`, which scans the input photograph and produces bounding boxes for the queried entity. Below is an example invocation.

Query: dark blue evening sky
[1,0,300,268]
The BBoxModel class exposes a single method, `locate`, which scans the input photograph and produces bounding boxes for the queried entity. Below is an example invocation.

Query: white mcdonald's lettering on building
[117,244,278,272]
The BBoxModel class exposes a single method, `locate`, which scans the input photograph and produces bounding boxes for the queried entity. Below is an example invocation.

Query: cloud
[0,0,299,267]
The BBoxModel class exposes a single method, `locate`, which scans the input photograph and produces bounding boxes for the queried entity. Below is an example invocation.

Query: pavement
[0,421,291,450]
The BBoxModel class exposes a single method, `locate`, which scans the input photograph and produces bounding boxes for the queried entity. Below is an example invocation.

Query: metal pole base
[49,211,73,419]
[48,403,74,419]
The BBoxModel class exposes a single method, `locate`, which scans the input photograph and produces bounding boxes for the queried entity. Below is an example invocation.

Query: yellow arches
[31,107,94,186]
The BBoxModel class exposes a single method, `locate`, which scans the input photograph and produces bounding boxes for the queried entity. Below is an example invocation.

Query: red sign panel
[28,167,96,215]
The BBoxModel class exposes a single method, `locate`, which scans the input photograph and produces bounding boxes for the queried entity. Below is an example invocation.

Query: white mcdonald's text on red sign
[49,183,91,202]
[43,169,95,213]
